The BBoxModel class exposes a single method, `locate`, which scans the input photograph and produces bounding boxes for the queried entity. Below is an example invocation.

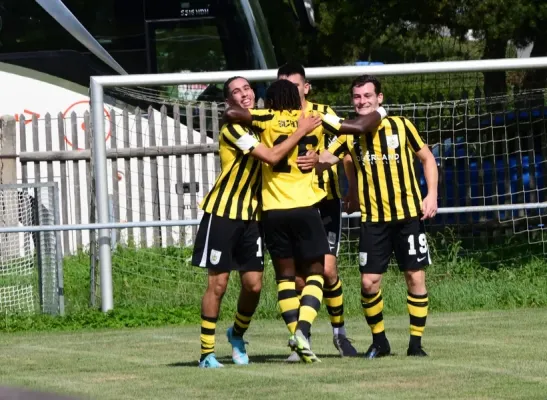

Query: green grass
[1,229,546,332]
[1,309,546,399]
[73,244,547,317]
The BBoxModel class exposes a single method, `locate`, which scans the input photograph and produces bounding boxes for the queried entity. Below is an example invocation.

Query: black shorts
[358,218,431,274]
[318,198,342,257]
[191,212,264,272]
[262,206,330,261]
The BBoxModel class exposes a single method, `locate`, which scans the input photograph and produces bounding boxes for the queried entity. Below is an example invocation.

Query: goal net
[0,183,64,315]
[89,64,547,309]
[335,89,547,270]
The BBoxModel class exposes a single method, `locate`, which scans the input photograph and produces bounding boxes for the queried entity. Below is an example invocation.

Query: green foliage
[259,0,547,103]
[0,306,198,333]
[2,230,547,333]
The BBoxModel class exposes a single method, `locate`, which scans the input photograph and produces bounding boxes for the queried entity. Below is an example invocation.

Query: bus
[0,0,315,101]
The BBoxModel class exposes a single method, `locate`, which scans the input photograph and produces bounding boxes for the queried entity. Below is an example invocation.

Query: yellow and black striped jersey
[326,116,426,222]
[200,123,262,220]
[250,109,326,211]
[306,102,342,200]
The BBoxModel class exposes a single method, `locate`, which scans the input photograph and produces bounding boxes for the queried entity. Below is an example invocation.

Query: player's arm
[250,113,321,166]
[224,105,252,125]
[322,107,387,135]
[405,118,438,220]
[296,150,319,171]
[316,136,348,173]
[223,115,321,167]
[224,107,273,131]
[342,154,359,214]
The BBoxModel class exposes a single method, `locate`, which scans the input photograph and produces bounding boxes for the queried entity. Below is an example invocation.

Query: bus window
[148,20,227,74]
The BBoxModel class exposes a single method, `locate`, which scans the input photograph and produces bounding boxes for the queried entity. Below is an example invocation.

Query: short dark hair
[223,76,250,99]
[277,62,306,79]
[350,75,382,95]
[265,79,301,111]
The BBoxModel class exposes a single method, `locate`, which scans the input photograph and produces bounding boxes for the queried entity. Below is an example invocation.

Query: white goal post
[90,57,547,312]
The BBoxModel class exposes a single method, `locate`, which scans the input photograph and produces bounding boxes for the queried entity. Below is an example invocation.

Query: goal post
[90,56,547,312]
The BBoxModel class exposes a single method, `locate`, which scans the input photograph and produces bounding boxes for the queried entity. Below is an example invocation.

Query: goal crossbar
[90,57,547,312]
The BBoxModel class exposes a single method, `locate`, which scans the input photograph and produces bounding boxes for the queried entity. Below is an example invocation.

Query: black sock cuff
[236,309,254,318]
[276,275,295,282]
[361,290,380,300]
[324,277,340,291]
[407,292,428,299]
[201,315,218,323]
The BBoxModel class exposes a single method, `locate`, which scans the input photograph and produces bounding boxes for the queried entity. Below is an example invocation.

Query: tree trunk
[522,36,547,92]
[482,36,508,102]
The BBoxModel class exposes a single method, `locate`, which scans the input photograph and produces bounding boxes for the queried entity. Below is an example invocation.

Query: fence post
[0,115,19,265]
[0,115,17,184]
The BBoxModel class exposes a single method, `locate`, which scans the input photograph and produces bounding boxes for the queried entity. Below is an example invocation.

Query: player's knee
[306,256,325,276]
[242,278,262,295]
[361,274,381,293]
[206,276,229,299]
[404,269,426,293]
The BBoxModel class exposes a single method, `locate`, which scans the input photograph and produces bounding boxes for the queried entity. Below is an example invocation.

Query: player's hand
[343,190,360,214]
[297,112,322,135]
[421,194,438,220]
[296,150,319,171]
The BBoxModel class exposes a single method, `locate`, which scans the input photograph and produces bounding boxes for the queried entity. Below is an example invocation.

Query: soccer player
[192,76,322,369]
[277,62,358,358]
[225,79,384,363]
[319,75,438,358]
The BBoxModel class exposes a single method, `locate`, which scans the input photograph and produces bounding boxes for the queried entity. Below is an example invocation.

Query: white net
[0,184,62,314]
[0,188,35,313]
[335,89,547,268]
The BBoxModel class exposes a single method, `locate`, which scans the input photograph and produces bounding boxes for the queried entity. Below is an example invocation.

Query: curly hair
[265,79,301,111]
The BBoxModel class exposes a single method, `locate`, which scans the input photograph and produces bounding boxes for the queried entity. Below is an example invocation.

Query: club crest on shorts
[386,134,399,149]
[328,231,337,246]
[210,249,222,265]
[359,252,368,266]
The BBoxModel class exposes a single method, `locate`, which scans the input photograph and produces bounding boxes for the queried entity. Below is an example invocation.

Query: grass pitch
[1,308,547,399]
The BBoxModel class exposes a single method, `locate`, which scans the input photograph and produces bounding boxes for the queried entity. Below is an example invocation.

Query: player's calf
[296,274,324,339]
[225,270,263,365]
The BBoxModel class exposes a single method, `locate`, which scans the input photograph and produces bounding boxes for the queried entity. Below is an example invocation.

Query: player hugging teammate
[192,64,438,367]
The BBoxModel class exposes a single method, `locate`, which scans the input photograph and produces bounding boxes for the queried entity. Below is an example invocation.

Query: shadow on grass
[167,353,363,367]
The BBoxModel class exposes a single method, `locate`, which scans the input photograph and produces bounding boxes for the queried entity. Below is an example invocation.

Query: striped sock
[276,276,300,334]
[361,289,387,345]
[324,277,345,335]
[200,315,217,361]
[233,309,253,337]
[296,275,324,338]
[407,292,428,349]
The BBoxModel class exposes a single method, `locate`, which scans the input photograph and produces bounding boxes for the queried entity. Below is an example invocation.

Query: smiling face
[278,73,309,105]
[226,78,255,109]
[352,82,383,116]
